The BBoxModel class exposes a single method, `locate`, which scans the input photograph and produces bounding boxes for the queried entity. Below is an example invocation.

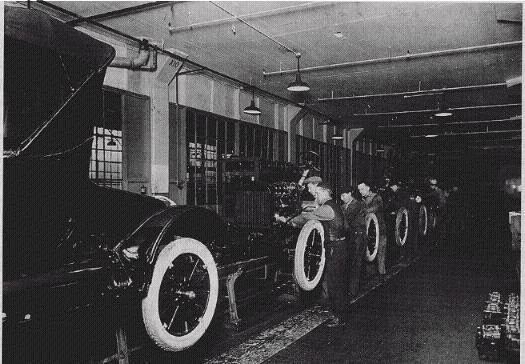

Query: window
[187,110,227,206]
[89,90,123,189]
[296,136,348,196]
[186,108,287,207]
[239,121,285,161]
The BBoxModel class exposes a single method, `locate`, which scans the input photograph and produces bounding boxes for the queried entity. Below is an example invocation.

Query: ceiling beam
[67,2,176,26]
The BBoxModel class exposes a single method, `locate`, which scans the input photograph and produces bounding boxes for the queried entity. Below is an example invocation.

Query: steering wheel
[298,150,321,172]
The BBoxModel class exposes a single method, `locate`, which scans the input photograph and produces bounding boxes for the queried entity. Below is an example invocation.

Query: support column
[348,128,364,186]
[286,106,307,163]
[151,57,183,196]
[150,83,169,195]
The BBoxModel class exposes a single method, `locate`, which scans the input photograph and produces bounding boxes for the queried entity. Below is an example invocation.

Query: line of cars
[2,6,335,359]
[3,6,443,360]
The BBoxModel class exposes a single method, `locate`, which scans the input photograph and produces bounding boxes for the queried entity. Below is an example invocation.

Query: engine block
[475,291,520,361]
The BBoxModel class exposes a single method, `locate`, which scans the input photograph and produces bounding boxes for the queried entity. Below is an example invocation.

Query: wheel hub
[176,290,196,300]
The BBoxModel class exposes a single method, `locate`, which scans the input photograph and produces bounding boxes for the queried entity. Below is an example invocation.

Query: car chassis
[3,6,330,356]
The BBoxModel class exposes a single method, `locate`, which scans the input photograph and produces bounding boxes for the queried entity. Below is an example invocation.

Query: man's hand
[274,214,288,224]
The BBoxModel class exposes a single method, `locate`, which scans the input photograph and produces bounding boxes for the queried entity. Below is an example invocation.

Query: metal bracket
[225,265,247,328]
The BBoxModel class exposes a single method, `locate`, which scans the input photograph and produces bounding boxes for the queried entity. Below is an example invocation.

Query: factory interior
[3,2,523,363]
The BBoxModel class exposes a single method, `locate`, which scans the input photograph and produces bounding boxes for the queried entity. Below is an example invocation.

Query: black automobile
[3,6,327,357]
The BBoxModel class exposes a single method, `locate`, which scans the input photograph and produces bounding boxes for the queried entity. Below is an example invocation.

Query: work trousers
[347,230,366,297]
[377,234,387,275]
[325,239,349,320]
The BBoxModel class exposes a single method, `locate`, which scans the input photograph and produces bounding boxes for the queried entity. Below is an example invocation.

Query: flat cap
[304,176,322,184]
[316,181,333,194]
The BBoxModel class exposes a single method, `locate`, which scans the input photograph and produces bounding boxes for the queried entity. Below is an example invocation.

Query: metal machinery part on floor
[476,291,520,362]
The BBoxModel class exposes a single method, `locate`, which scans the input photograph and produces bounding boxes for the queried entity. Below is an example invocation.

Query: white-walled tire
[365,213,379,262]
[142,238,219,352]
[418,205,428,237]
[293,220,326,291]
[395,207,409,246]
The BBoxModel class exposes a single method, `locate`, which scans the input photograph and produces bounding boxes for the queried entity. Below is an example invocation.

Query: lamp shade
[287,72,310,92]
[287,53,310,92]
[243,99,261,115]
[434,110,452,117]
[434,97,452,117]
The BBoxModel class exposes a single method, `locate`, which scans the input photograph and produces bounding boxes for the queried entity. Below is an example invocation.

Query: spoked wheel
[365,213,379,262]
[418,205,428,237]
[395,207,409,246]
[293,220,326,291]
[142,238,219,352]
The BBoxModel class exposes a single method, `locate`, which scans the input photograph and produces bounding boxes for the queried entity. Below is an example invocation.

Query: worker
[276,182,348,327]
[341,186,367,297]
[358,181,387,275]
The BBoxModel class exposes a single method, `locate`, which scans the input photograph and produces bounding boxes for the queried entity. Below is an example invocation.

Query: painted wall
[89,30,343,202]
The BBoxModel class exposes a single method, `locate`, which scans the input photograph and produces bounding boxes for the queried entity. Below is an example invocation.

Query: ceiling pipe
[377,116,522,129]
[506,76,521,88]
[35,0,335,123]
[317,82,507,102]
[263,41,522,77]
[209,1,297,55]
[410,129,521,138]
[68,1,174,25]
[110,47,157,71]
[168,2,332,33]
[351,103,521,117]
[449,103,521,111]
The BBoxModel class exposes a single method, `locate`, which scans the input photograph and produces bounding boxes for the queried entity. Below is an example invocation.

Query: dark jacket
[342,199,366,234]
[323,199,346,241]
[363,192,386,234]
[293,198,346,242]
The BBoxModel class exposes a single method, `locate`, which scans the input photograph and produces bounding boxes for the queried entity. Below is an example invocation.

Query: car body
[3,6,326,357]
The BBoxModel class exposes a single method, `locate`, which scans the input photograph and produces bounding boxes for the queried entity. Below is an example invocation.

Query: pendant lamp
[243,87,261,115]
[287,53,310,92]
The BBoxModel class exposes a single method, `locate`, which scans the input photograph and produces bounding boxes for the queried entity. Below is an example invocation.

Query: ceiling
[30,1,522,156]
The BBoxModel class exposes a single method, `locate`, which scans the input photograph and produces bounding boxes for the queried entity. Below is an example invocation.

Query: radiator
[234,191,274,229]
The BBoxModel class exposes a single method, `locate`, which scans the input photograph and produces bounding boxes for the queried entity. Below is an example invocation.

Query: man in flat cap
[303,175,322,195]
[276,182,348,327]
[301,175,323,212]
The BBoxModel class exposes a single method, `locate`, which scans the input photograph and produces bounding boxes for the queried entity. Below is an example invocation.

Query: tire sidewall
[142,238,219,352]
[395,207,409,246]
[419,205,428,237]
[293,220,326,291]
[365,213,379,262]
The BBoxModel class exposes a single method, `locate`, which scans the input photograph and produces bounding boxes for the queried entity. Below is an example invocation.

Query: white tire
[293,220,326,291]
[142,238,219,352]
[395,207,409,246]
[153,195,177,206]
[418,205,428,237]
[365,213,379,262]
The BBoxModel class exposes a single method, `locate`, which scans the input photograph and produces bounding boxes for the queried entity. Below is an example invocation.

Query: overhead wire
[35,0,337,124]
